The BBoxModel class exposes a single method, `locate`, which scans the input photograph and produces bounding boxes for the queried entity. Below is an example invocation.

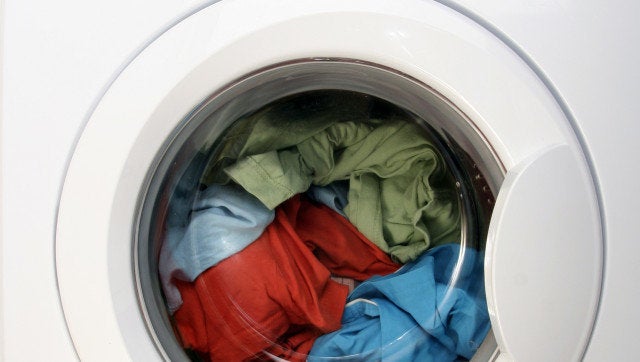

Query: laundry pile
[158,92,490,361]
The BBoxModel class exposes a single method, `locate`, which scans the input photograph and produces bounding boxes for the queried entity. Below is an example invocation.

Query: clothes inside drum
[156,91,491,361]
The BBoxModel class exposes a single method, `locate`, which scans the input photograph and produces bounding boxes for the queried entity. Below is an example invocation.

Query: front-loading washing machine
[1,0,638,361]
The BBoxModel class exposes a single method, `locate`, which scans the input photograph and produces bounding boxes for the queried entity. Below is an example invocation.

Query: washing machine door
[480,144,600,361]
[56,0,601,361]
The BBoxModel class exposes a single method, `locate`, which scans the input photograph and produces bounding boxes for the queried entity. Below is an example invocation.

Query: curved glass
[136,59,504,361]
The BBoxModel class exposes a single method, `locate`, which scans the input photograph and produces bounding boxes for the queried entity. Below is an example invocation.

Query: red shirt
[173,195,400,361]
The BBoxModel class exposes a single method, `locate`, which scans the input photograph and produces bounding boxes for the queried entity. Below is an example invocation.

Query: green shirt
[202,92,460,262]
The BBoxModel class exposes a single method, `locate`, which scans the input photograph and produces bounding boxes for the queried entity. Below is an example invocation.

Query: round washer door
[56,0,601,361]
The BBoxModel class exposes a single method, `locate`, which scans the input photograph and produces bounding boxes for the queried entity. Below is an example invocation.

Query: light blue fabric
[306,180,349,217]
[159,153,207,312]
[159,182,275,313]
[308,244,489,361]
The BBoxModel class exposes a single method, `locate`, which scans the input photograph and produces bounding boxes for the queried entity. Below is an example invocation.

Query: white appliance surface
[447,2,640,359]
[1,1,208,359]
[1,0,638,361]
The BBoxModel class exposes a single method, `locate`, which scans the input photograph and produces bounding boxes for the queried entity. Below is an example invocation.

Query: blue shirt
[308,244,490,361]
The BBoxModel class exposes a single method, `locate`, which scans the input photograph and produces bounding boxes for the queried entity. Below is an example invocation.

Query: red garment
[173,195,400,361]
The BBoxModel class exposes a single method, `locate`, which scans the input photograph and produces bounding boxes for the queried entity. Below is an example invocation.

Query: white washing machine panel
[442,2,640,359]
[1,0,206,359]
[8,0,636,360]
[54,0,601,361]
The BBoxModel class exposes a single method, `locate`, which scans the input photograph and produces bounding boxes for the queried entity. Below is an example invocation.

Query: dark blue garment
[306,180,349,217]
[308,244,489,361]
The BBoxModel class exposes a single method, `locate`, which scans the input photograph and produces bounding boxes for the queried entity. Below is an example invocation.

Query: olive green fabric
[199,91,373,186]
[221,108,460,263]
